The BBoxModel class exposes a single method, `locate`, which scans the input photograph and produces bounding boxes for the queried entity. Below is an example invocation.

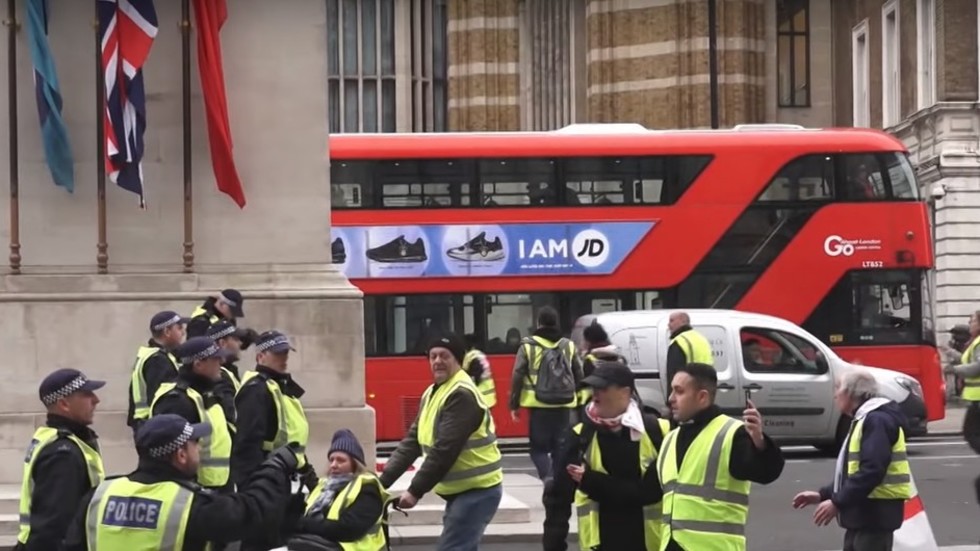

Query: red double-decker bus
[328,124,943,442]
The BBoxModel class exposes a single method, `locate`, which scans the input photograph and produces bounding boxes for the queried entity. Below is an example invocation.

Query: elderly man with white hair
[791,369,913,551]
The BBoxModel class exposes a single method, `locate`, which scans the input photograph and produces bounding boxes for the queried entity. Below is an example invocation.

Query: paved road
[399,435,980,551]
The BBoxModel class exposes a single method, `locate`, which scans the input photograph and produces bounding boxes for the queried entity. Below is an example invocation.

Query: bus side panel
[832,344,944,421]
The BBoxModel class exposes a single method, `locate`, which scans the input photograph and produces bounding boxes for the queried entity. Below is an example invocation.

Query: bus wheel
[815,415,851,456]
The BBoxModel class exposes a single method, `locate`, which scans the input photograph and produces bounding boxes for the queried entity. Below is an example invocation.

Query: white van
[571,309,928,452]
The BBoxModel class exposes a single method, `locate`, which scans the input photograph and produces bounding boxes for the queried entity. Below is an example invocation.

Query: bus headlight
[896,376,923,398]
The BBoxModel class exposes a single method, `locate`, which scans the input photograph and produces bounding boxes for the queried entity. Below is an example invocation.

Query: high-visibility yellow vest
[657,415,750,551]
[17,427,104,544]
[578,353,598,407]
[305,473,391,551]
[961,336,980,401]
[221,366,241,394]
[669,330,714,366]
[190,306,219,325]
[463,349,497,408]
[131,346,179,422]
[240,371,310,468]
[151,382,232,488]
[846,417,912,499]
[85,477,209,551]
[573,417,671,551]
[517,336,577,409]
[418,368,503,496]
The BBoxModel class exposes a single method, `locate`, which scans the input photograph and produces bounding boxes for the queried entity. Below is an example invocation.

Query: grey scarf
[305,474,356,518]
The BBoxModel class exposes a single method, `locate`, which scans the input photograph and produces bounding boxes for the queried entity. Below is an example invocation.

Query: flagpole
[181,0,194,272]
[94,7,108,274]
[5,0,19,274]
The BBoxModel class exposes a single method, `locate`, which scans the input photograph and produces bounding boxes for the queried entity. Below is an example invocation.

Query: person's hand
[264,444,300,473]
[813,499,838,526]
[298,463,319,492]
[743,400,765,449]
[792,491,821,509]
[567,464,585,484]
[510,410,520,422]
[397,492,419,510]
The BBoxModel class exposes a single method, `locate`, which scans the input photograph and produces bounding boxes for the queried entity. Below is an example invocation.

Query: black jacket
[16,415,100,551]
[214,361,241,425]
[60,457,291,551]
[233,365,306,488]
[819,400,908,531]
[290,479,383,542]
[127,340,179,428]
[663,405,785,551]
[543,414,666,551]
[186,298,228,338]
[665,325,694,389]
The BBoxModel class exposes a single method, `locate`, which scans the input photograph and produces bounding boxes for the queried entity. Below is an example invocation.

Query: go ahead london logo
[823,234,883,257]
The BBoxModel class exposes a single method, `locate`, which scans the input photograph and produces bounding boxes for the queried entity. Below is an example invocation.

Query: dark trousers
[529,408,572,480]
[843,529,893,551]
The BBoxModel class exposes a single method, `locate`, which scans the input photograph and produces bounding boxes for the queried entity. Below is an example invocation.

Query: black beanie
[427,333,466,364]
[328,429,365,466]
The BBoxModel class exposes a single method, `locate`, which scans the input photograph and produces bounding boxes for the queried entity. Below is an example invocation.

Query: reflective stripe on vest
[962,336,980,401]
[150,383,232,488]
[131,346,179,421]
[18,427,104,544]
[190,306,219,325]
[86,477,202,551]
[221,366,242,394]
[669,330,714,366]
[417,369,504,495]
[240,371,310,468]
[657,415,750,551]
[463,349,497,408]
[573,418,670,551]
[305,474,391,551]
[519,336,577,409]
[846,418,912,499]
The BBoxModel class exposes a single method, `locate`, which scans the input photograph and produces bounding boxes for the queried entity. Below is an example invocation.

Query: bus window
[485,292,558,353]
[375,160,470,208]
[677,272,757,309]
[562,157,634,205]
[331,160,372,209]
[882,153,920,199]
[841,154,887,200]
[364,294,474,355]
[479,159,557,206]
[757,154,834,202]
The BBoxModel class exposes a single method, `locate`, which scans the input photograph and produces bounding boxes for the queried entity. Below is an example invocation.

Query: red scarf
[585,401,625,429]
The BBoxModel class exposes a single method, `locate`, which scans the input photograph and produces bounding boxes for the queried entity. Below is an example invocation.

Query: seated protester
[543,358,671,551]
[287,429,389,551]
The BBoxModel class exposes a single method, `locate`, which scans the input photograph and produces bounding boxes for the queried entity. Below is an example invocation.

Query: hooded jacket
[508,326,583,411]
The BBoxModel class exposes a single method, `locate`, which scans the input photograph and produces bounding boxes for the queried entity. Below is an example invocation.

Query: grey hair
[839,369,879,402]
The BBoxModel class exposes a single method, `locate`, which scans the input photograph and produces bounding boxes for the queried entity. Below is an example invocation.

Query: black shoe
[446,231,505,262]
[331,238,346,264]
[366,235,427,263]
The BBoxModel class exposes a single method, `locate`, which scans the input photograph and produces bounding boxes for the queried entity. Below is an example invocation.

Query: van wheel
[814,416,851,456]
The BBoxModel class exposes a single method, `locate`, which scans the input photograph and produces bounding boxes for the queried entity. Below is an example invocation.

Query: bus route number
[861,260,883,268]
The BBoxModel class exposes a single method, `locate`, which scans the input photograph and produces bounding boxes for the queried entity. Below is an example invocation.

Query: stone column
[0,0,372,481]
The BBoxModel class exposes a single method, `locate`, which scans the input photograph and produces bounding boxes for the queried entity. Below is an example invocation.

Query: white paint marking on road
[785,453,980,464]
[907,440,967,447]
[820,547,980,551]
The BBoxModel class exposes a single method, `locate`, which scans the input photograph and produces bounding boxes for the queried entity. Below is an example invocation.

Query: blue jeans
[437,484,503,551]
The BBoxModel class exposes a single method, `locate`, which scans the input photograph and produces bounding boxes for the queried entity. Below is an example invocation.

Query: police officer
[463,333,496,407]
[664,311,713,391]
[381,333,504,551]
[658,363,785,550]
[15,369,105,551]
[128,311,188,434]
[187,288,245,338]
[61,413,301,551]
[151,337,235,493]
[207,320,246,424]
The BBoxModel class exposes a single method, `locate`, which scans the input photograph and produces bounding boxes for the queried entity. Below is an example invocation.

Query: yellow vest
[221,366,242,394]
[463,349,497,408]
[131,346,179,422]
[17,426,104,544]
[151,382,233,488]
[846,416,912,499]
[240,370,310,468]
[417,369,504,496]
[670,330,714,366]
[190,306,220,325]
[518,336,578,409]
[86,477,210,551]
[573,417,671,551]
[657,415,750,551]
[305,473,391,551]
[962,336,980,401]
[578,353,598,407]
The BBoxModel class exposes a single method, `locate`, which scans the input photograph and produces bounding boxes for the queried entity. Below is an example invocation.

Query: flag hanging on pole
[97,0,158,207]
[26,0,75,193]
[193,0,247,208]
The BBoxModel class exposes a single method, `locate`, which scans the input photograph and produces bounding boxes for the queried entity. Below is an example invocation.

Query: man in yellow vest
[127,310,188,435]
[150,336,235,493]
[207,320,246,424]
[15,368,105,551]
[543,356,671,551]
[60,413,302,551]
[187,288,245,338]
[658,362,785,551]
[665,312,713,391]
[463,333,497,407]
[793,369,912,551]
[952,310,980,513]
[381,333,504,551]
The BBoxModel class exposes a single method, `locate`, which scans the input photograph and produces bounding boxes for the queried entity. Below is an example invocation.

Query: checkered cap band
[256,335,290,352]
[219,293,238,307]
[147,423,195,458]
[181,342,222,364]
[209,325,236,340]
[152,314,183,332]
[41,376,87,406]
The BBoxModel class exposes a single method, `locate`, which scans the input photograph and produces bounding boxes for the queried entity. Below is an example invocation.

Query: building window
[916,0,936,109]
[410,0,448,131]
[881,1,901,127]
[776,0,810,108]
[851,20,870,127]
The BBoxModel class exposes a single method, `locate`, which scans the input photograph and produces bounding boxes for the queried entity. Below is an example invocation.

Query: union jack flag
[98,0,157,206]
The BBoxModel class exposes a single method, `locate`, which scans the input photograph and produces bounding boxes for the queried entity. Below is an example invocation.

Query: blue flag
[26,0,74,193]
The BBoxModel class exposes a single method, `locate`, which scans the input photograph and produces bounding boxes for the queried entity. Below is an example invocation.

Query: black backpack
[528,337,577,405]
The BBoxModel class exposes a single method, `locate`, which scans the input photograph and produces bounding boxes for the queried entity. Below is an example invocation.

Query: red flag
[193,0,246,208]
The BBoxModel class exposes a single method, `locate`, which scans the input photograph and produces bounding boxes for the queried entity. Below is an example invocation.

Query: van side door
[680,324,744,415]
[610,326,663,412]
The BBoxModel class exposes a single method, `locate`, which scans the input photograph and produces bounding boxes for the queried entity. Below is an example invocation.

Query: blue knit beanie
[328,429,365,466]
